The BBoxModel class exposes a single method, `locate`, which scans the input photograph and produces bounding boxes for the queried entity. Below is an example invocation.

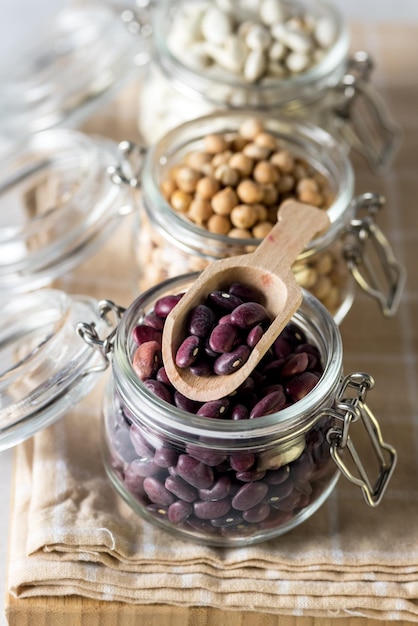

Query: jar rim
[141,110,355,256]
[112,272,343,446]
[152,0,349,108]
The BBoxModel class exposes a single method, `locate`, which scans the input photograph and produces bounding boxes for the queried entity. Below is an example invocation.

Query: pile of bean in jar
[167,0,337,82]
[108,281,337,541]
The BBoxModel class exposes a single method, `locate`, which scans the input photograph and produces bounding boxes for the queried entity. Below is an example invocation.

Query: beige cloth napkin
[7,361,418,621]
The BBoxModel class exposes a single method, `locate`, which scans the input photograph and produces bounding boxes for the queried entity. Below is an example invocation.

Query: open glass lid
[0,3,150,140]
[0,128,134,295]
[0,289,109,451]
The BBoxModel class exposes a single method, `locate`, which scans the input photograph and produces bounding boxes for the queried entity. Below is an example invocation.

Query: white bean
[245,23,272,51]
[259,0,286,26]
[201,7,233,46]
[286,51,310,73]
[315,16,337,48]
[268,40,286,61]
[244,49,267,82]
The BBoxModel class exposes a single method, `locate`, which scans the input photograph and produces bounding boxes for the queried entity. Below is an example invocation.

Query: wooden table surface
[5,19,418,626]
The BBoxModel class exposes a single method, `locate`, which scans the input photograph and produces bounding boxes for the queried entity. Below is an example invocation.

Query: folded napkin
[7,356,418,621]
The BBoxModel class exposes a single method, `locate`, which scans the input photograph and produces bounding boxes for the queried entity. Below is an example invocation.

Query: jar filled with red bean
[133,111,404,323]
[92,272,397,547]
[137,0,400,173]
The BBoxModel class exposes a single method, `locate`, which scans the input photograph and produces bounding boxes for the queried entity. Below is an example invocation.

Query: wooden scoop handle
[251,202,330,275]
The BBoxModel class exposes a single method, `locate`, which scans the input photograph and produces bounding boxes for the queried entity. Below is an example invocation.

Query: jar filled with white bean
[133,111,404,323]
[137,0,400,173]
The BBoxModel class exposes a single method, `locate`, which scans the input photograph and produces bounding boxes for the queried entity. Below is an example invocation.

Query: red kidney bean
[176,454,214,489]
[133,324,162,347]
[249,389,286,418]
[154,294,183,318]
[143,477,176,507]
[198,475,231,501]
[230,301,269,329]
[286,371,320,402]
[208,290,243,311]
[143,379,172,404]
[194,498,231,520]
[232,482,269,511]
[188,304,216,337]
[209,322,239,353]
[247,324,264,348]
[197,398,230,418]
[175,335,201,368]
[213,344,250,375]
[132,341,161,380]
[228,282,262,303]
[166,501,192,524]
[165,475,198,502]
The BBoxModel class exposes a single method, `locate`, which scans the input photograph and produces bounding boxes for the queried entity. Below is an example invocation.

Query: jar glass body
[138,0,349,145]
[102,273,344,547]
[0,128,135,298]
[135,111,355,323]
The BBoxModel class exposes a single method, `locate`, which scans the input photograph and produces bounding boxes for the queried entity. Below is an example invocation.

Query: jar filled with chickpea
[137,0,400,173]
[133,112,404,324]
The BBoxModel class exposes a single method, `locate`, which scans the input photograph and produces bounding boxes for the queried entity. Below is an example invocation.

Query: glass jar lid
[0,128,133,295]
[0,3,149,140]
[0,289,109,451]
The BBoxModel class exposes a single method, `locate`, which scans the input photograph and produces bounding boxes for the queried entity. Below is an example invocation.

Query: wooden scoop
[162,201,330,402]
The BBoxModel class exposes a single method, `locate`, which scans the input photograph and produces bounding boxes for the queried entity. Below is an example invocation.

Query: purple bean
[194,498,231,520]
[232,482,269,511]
[230,404,250,420]
[230,301,269,329]
[207,290,243,311]
[132,324,162,347]
[270,488,303,511]
[175,335,201,368]
[213,344,250,375]
[228,281,262,303]
[176,454,214,489]
[290,451,315,483]
[167,500,193,523]
[153,446,178,468]
[247,324,264,348]
[281,352,309,377]
[249,390,286,418]
[265,466,290,485]
[272,336,293,358]
[154,294,183,318]
[209,322,238,353]
[265,480,294,505]
[197,398,229,418]
[230,452,255,472]
[235,469,266,482]
[243,502,270,523]
[143,379,172,404]
[128,458,160,478]
[165,475,198,502]
[174,390,202,413]
[210,512,243,527]
[198,475,231,501]
[143,477,176,506]
[143,311,165,330]
[286,372,320,402]
[156,366,171,386]
[188,304,216,337]
[186,444,227,466]
[130,424,155,458]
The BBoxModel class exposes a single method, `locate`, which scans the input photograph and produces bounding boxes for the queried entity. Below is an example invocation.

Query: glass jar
[0,3,149,146]
[133,111,405,324]
[0,277,397,546]
[0,128,139,297]
[137,0,400,173]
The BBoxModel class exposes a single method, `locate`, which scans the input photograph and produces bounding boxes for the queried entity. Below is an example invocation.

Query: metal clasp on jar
[332,51,402,173]
[76,300,126,375]
[107,141,148,190]
[343,192,406,317]
[324,372,397,507]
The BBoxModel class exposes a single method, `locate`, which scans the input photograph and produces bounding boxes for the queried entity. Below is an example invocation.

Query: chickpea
[170,189,192,212]
[252,221,274,238]
[175,166,201,193]
[185,151,212,172]
[261,183,279,205]
[270,149,295,173]
[161,178,177,200]
[212,150,233,168]
[243,143,271,161]
[254,131,278,151]
[187,197,213,224]
[214,164,241,187]
[277,174,295,194]
[204,133,229,154]
[253,161,280,185]
[239,117,264,140]
[298,189,324,207]
[228,227,252,239]
[211,187,239,215]
[196,176,220,200]
[296,177,319,195]
[229,152,254,177]
[230,204,259,229]
[207,214,232,235]
[252,203,269,222]
[237,179,264,204]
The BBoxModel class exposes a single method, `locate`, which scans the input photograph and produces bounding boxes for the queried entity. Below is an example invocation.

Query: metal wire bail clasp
[332,51,402,173]
[76,300,126,376]
[343,192,406,317]
[326,373,397,507]
[107,141,148,190]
